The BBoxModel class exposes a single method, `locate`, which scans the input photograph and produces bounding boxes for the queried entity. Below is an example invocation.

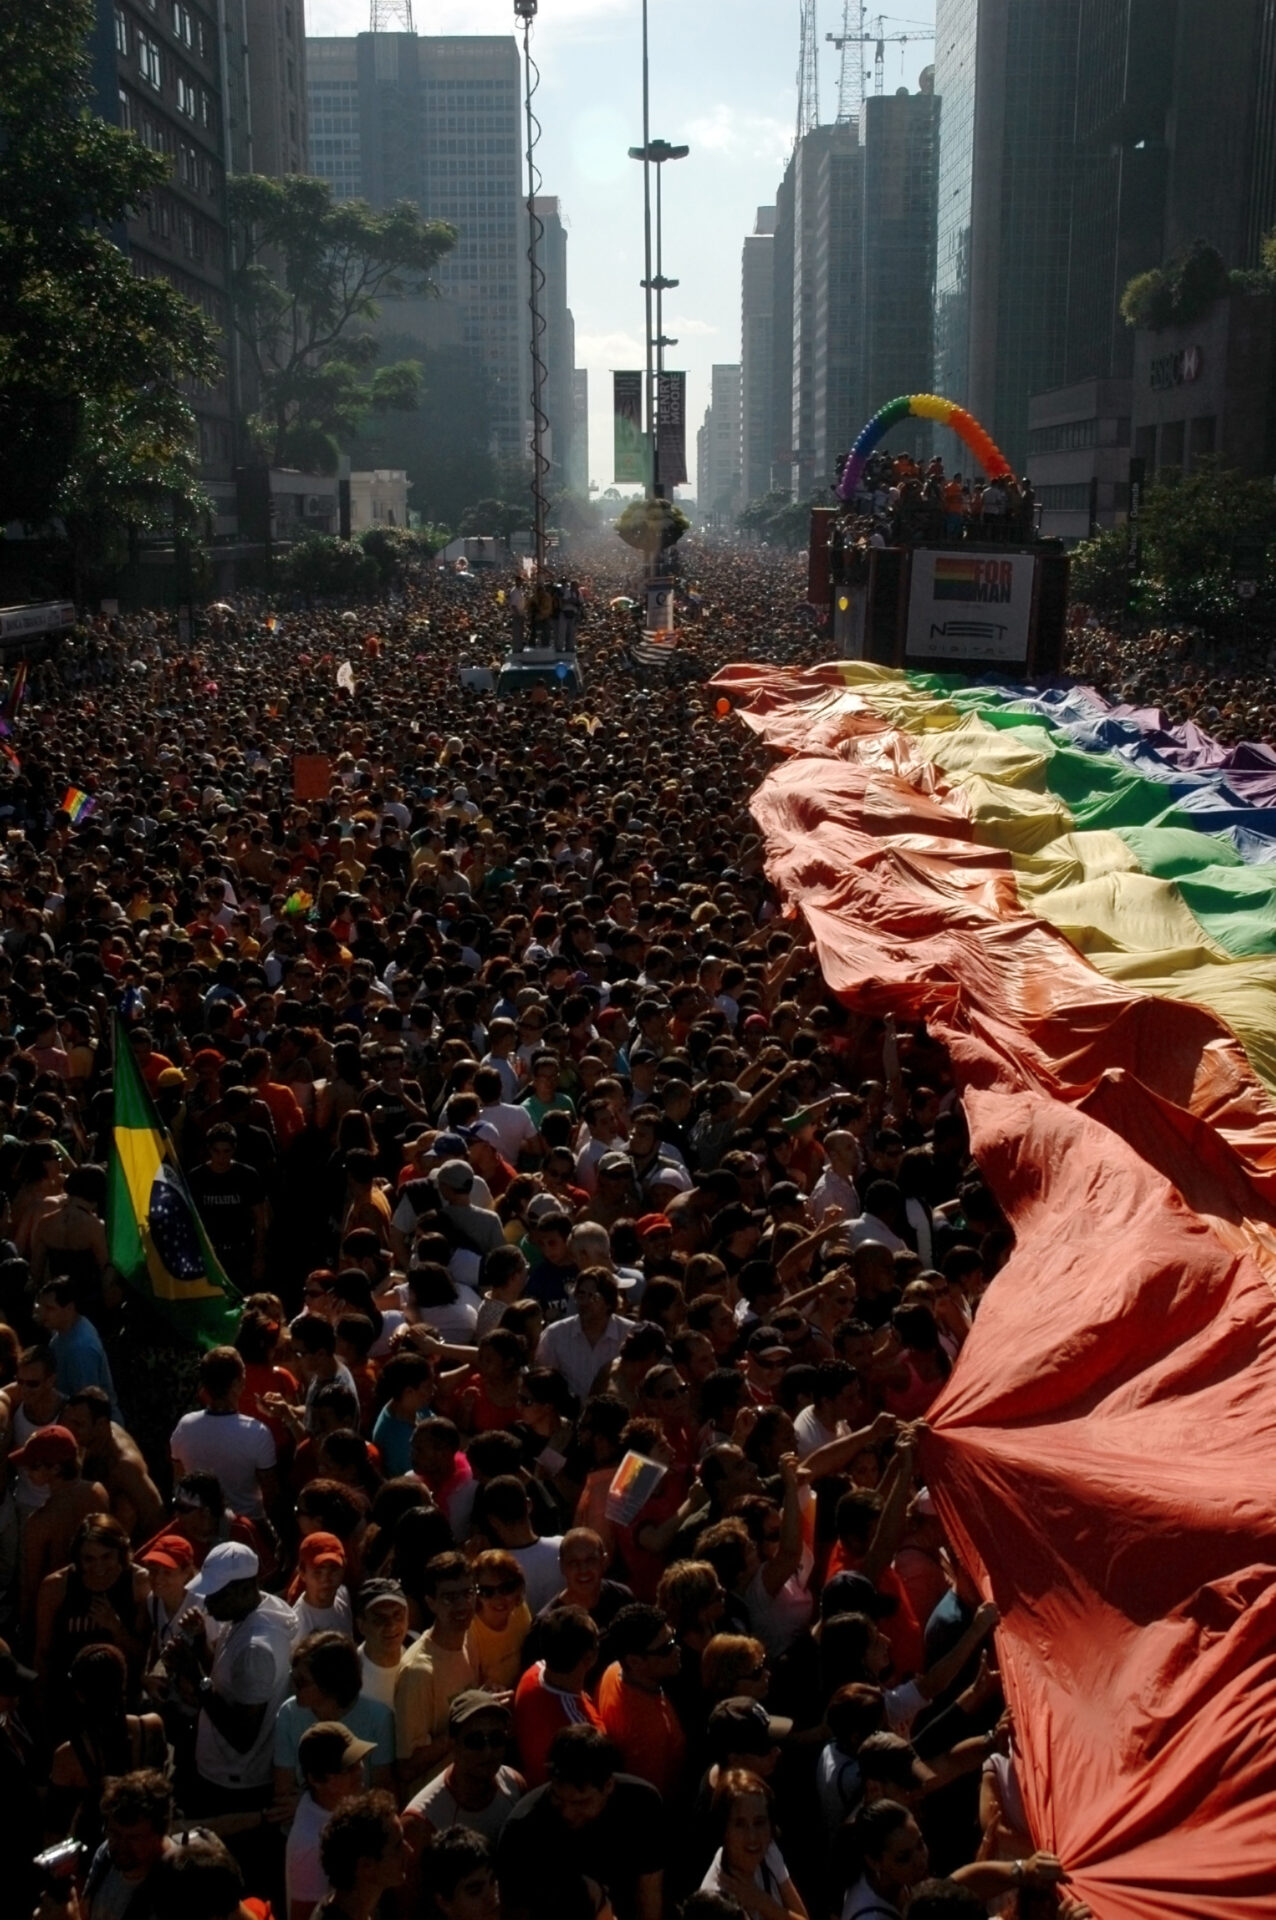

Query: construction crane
[826,10,932,120]
[796,0,820,140]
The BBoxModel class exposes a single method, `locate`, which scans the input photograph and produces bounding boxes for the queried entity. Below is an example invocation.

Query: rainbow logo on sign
[933,558,982,599]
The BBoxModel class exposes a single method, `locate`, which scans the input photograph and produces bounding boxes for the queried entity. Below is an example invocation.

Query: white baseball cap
[187,1540,260,1600]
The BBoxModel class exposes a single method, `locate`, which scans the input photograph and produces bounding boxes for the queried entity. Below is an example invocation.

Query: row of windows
[426,138,518,155]
[117,3,211,62]
[1037,483,1092,510]
[1027,416,1132,455]
[144,189,221,265]
[427,79,516,92]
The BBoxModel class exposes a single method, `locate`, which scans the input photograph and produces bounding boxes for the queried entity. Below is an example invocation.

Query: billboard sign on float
[905,550,1034,663]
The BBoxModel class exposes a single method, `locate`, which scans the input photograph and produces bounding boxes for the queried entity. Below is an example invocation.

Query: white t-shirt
[809,1165,860,1224]
[478,1101,537,1162]
[846,1214,907,1255]
[793,1404,844,1461]
[291,1589,354,1645]
[407,1763,525,1839]
[169,1409,276,1518]
[360,1648,403,1710]
[508,1536,566,1614]
[413,1292,481,1342]
[701,1842,789,1899]
[285,1791,332,1913]
[195,1592,296,1790]
[744,1551,815,1658]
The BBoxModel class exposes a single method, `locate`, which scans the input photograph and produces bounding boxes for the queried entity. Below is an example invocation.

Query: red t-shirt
[513,1662,605,1786]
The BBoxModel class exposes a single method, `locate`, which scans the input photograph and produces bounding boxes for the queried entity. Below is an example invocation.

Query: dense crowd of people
[0,532,1167,1920]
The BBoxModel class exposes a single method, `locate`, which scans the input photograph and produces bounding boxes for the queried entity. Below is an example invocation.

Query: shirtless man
[63,1387,165,1542]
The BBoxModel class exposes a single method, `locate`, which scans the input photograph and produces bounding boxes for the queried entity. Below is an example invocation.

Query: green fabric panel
[1115,826,1244,876]
[903,675,1276,957]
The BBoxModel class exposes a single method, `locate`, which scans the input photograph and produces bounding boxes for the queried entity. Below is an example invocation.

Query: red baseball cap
[636,1213,674,1239]
[141,1533,197,1573]
[299,1531,346,1570]
[11,1425,78,1472]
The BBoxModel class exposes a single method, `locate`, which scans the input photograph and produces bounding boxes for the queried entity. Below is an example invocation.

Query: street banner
[613,371,645,483]
[657,371,687,486]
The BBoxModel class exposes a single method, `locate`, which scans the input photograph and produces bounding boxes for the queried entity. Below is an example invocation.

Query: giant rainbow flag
[713,657,1276,1920]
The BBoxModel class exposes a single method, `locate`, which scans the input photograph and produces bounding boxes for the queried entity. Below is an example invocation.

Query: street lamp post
[628,136,689,500]
[628,1,688,503]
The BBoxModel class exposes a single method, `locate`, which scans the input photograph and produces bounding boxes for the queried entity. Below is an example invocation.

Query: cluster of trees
[1120,236,1276,333]
[1070,463,1276,631]
[736,492,818,549]
[276,524,448,600]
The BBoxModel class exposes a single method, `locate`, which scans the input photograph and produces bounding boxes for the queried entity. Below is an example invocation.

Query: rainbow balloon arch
[836,393,1013,502]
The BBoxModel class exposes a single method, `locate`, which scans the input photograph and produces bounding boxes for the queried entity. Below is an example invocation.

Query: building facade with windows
[1026,379,1132,542]
[740,207,776,508]
[860,84,938,460]
[932,0,1079,474]
[92,0,238,522]
[306,31,529,462]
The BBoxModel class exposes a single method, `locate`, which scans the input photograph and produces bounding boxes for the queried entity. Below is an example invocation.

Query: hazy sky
[306,0,937,490]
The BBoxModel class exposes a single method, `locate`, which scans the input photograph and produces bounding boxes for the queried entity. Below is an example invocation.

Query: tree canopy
[0,0,218,529]
[616,497,690,556]
[228,175,456,470]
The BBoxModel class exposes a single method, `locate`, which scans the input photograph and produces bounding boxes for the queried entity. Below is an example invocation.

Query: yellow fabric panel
[922,713,1055,792]
[948,775,1074,854]
[1027,872,1233,961]
[1085,950,1276,1094]
[1013,831,1143,895]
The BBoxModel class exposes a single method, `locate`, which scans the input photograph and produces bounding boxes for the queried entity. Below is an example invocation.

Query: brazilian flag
[107,1021,242,1349]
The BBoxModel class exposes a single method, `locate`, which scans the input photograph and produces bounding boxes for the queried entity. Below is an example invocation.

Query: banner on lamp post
[613,371,645,484]
[657,371,687,487]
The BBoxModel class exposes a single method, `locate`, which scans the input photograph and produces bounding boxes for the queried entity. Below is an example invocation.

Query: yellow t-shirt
[464,1604,532,1690]
[394,1630,477,1776]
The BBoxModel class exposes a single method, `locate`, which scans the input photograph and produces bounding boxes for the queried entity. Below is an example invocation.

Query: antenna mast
[369,0,415,27]
[826,0,864,125]
[796,0,820,139]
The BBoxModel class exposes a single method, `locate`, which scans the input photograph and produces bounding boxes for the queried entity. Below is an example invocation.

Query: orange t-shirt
[595,1661,686,1799]
[513,1662,605,1786]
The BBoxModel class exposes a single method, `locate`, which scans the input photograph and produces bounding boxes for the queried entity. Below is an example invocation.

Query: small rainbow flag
[4,661,28,721]
[283,889,313,918]
[61,786,95,823]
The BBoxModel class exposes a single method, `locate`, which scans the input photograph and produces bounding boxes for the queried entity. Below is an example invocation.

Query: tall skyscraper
[741,207,776,507]
[809,127,863,496]
[706,364,743,518]
[306,31,528,460]
[790,124,859,499]
[932,0,1080,473]
[859,82,939,455]
[243,2,309,178]
[533,197,576,490]
[769,164,796,496]
[570,369,589,497]
[1063,0,1172,387]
